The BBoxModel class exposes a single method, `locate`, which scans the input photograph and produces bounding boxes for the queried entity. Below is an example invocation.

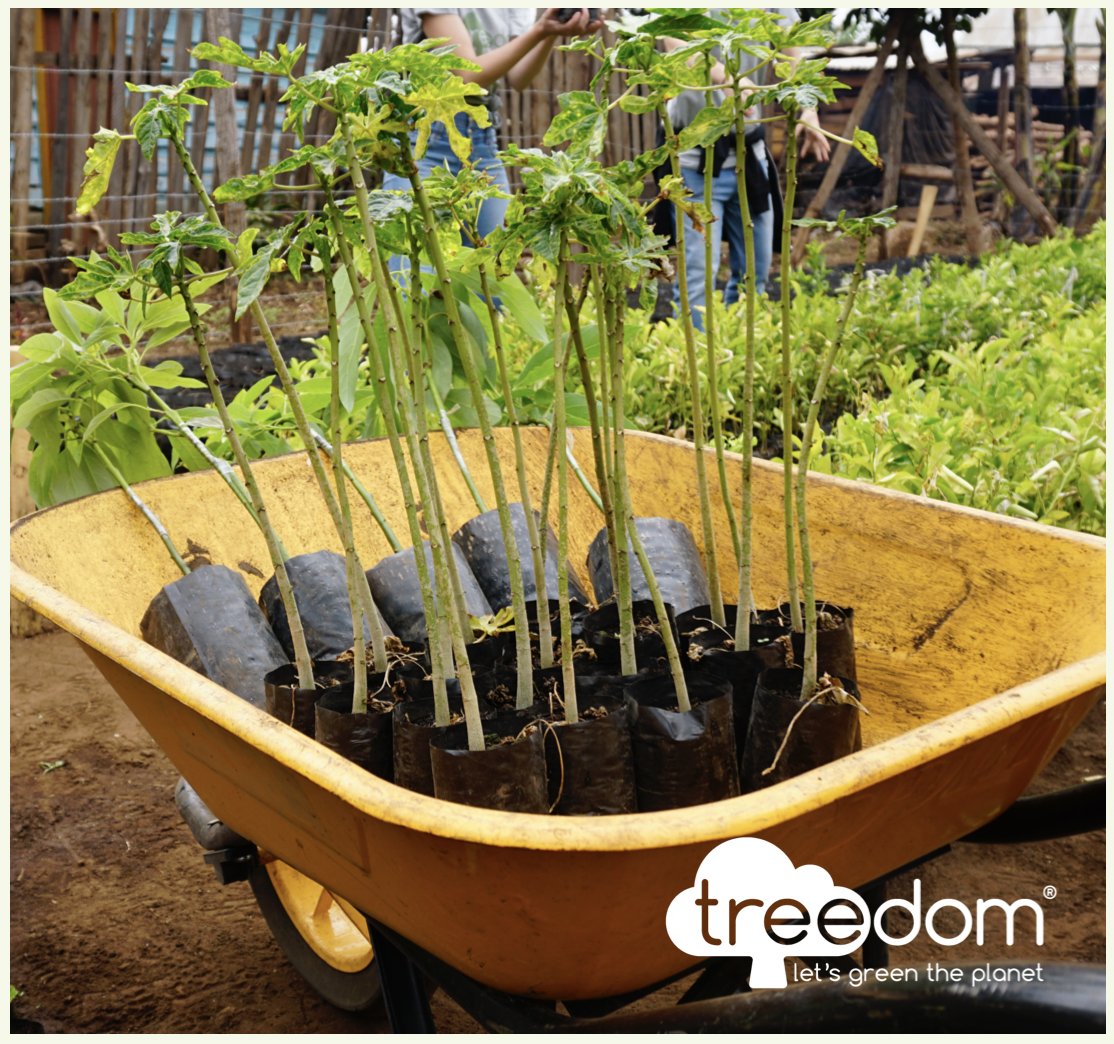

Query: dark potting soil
[151,336,324,414]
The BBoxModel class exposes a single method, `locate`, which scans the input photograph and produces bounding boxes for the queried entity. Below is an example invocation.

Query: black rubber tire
[249,861,382,1012]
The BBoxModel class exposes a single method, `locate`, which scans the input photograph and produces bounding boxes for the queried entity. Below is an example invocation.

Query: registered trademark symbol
[1043,885,1057,900]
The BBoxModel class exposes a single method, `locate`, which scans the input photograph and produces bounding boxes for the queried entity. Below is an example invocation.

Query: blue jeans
[672,163,775,331]
[382,110,510,267]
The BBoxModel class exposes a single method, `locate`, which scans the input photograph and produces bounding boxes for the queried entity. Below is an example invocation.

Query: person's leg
[673,166,724,332]
[711,166,746,308]
[469,120,512,243]
[751,200,775,297]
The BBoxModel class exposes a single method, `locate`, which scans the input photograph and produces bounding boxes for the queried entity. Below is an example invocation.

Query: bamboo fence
[9,8,657,292]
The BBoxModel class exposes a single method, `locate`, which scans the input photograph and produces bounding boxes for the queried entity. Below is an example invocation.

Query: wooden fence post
[791,20,900,265]
[12,9,35,285]
[910,38,1058,238]
[205,8,252,344]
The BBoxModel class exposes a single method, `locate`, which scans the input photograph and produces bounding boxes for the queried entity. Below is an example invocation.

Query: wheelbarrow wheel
[250,856,382,1012]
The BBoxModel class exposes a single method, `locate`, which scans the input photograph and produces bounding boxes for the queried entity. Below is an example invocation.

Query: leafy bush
[820,302,1106,535]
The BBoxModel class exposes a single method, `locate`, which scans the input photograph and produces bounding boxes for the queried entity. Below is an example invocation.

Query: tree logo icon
[666,837,872,988]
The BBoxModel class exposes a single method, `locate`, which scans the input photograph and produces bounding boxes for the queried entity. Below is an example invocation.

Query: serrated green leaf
[406,78,490,163]
[544,91,609,157]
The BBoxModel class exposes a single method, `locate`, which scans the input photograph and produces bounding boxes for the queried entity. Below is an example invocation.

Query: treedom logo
[665,838,1044,988]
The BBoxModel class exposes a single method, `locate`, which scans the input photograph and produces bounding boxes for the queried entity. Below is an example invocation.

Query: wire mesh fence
[9,7,657,302]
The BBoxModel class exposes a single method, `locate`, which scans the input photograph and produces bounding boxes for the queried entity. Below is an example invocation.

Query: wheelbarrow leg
[365,922,436,1033]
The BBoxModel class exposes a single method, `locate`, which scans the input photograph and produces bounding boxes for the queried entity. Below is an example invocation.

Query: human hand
[796,110,831,162]
[538,8,603,38]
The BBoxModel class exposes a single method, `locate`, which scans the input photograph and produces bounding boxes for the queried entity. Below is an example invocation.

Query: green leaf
[12,389,69,430]
[852,127,882,169]
[676,103,736,152]
[13,333,64,364]
[214,172,276,203]
[543,91,609,157]
[9,361,56,401]
[494,274,547,342]
[406,77,491,163]
[76,129,127,215]
[43,288,83,345]
[234,253,274,320]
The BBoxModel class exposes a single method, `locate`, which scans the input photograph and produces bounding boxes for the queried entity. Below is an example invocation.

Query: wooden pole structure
[943,10,982,255]
[12,9,35,285]
[792,19,901,264]
[910,37,1058,238]
[46,9,74,283]
[167,9,193,215]
[68,8,94,259]
[1055,8,1080,216]
[107,11,128,249]
[1068,11,1105,229]
[878,31,910,259]
[205,8,251,343]
[1011,8,1036,236]
[256,10,295,172]
[240,10,273,177]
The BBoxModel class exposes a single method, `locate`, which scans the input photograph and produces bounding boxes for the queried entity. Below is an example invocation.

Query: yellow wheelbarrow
[10,428,1105,1026]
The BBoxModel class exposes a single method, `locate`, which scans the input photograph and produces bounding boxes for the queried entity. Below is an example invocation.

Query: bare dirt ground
[9,630,1105,1032]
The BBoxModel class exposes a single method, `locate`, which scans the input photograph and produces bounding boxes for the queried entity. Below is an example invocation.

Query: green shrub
[820,301,1106,535]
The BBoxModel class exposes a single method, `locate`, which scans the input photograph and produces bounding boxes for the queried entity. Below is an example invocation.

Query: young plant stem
[552,233,577,722]
[702,66,742,576]
[427,375,488,515]
[779,111,804,634]
[309,431,402,553]
[320,240,370,709]
[91,442,190,575]
[175,269,315,689]
[604,282,637,676]
[389,244,473,651]
[171,127,385,678]
[611,291,690,710]
[794,237,868,698]
[564,282,618,535]
[398,137,533,710]
[478,261,554,670]
[660,105,723,625]
[567,445,604,511]
[321,183,451,725]
[590,264,621,588]
[732,77,759,650]
[137,379,264,533]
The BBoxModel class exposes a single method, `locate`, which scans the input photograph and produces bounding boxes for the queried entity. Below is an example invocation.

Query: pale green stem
[92,442,190,575]
[400,146,533,715]
[564,284,614,525]
[551,233,577,722]
[590,263,620,588]
[310,431,402,553]
[388,246,473,650]
[733,77,759,650]
[661,105,723,625]
[174,266,314,689]
[702,60,742,578]
[612,291,689,709]
[605,284,636,676]
[795,238,869,698]
[321,180,450,724]
[479,262,554,670]
[427,375,488,515]
[780,111,804,633]
[320,242,371,707]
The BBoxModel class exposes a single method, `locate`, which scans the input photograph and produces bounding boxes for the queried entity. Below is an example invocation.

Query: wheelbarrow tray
[10,428,1105,1000]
